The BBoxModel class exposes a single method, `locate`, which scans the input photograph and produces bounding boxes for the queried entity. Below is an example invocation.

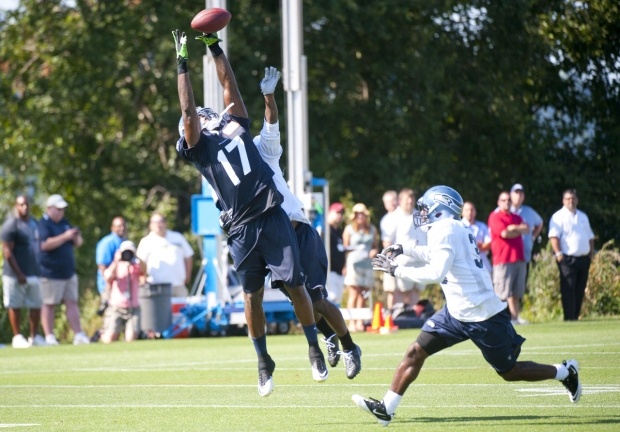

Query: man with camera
[100,241,143,343]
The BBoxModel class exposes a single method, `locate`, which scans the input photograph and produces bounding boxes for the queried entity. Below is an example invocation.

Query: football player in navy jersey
[352,186,582,426]
[172,30,326,397]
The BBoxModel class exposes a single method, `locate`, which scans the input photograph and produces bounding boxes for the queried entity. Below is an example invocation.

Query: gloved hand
[196,33,222,47]
[260,66,281,95]
[172,29,188,63]
[372,254,398,276]
[382,244,403,258]
[219,210,233,235]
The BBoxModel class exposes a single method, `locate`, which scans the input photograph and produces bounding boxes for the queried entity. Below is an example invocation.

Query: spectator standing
[381,188,427,310]
[326,202,346,305]
[95,216,126,295]
[136,212,194,298]
[1,195,45,348]
[461,201,492,275]
[39,194,90,345]
[488,192,529,324]
[343,203,380,332]
[379,191,398,304]
[100,241,142,343]
[548,189,595,321]
[510,184,544,269]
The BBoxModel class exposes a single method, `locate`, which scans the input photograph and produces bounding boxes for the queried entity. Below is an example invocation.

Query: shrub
[524,240,620,321]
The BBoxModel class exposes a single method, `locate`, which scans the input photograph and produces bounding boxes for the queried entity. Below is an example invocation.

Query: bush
[524,241,620,322]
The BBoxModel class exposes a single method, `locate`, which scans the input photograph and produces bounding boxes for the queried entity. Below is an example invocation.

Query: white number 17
[217,136,251,186]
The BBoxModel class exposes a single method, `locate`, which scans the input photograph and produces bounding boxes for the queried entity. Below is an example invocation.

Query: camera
[120,250,135,262]
[96,301,109,316]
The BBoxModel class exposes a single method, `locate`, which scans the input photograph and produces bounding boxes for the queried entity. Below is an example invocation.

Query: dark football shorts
[274,222,329,303]
[419,306,525,374]
[228,207,304,293]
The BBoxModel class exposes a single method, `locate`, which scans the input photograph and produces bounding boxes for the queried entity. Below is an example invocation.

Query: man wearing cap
[510,184,544,269]
[100,240,143,343]
[39,194,90,345]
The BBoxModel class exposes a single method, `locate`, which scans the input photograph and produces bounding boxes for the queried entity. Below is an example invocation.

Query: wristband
[555,251,563,257]
[208,42,223,57]
[177,60,188,75]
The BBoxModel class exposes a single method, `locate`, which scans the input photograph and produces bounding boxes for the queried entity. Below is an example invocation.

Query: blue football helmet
[413,185,463,229]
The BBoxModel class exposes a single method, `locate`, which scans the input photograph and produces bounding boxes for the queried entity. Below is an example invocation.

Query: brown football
[191,8,232,34]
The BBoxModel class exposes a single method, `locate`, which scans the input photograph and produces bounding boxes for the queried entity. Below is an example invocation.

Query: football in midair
[191,8,232,34]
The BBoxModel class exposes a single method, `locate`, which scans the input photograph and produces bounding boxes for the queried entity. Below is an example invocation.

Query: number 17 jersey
[176,114,283,228]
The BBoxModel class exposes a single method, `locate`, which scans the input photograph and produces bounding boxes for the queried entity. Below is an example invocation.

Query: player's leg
[353,307,458,426]
[228,225,275,396]
[472,308,582,402]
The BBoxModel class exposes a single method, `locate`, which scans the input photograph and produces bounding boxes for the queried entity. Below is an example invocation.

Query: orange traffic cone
[380,313,398,335]
[367,302,384,333]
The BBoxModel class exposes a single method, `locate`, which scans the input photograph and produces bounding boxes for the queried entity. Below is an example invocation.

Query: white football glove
[372,254,398,276]
[260,66,281,95]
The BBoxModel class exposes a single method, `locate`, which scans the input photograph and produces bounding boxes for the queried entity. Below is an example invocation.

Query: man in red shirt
[488,191,529,324]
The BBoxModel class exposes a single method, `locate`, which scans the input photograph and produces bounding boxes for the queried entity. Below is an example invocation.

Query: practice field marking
[0,403,619,409]
[516,385,620,397]
[0,425,40,428]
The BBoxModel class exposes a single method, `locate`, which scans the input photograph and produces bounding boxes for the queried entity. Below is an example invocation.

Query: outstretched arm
[197,33,248,118]
[173,29,201,147]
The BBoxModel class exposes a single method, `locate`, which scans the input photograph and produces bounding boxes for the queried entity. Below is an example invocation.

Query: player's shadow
[399,415,620,426]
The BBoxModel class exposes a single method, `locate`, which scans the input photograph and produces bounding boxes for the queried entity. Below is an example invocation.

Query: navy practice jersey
[177,114,283,228]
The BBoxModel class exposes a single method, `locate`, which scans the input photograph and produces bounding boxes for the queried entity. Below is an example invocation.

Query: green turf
[0,318,619,431]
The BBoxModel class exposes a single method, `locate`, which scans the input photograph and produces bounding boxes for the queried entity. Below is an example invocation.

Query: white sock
[383,390,402,414]
[554,363,569,380]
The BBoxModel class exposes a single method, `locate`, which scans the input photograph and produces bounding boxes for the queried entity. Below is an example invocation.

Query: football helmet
[177,106,220,137]
[413,185,463,230]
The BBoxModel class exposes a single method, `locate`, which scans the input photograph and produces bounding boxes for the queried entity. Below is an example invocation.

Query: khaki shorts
[492,262,527,300]
[40,275,79,305]
[326,271,345,305]
[382,273,424,293]
[104,307,141,336]
[2,276,42,309]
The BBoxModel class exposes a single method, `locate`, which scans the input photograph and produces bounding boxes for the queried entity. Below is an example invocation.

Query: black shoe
[322,335,340,367]
[258,356,276,397]
[352,395,393,426]
[343,345,362,379]
[561,359,582,403]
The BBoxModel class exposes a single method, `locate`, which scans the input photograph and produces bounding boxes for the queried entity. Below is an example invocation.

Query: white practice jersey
[394,218,506,322]
[254,120,309,224]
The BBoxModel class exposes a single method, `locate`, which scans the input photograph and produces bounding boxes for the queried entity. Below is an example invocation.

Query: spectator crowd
[0,182,596,346]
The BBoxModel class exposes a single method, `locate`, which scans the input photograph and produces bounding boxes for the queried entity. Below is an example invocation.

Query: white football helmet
[177,104,238,137]
[413,185,463,230]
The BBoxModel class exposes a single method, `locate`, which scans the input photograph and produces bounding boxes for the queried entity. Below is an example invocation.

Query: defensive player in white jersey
[352,185,582,426]
[252,67,362,379]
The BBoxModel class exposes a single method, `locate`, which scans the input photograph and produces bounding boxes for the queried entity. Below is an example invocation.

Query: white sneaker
[73,332,90,345]
[12,334,30,349]
[45,334,60,346]
[28,334,47,347]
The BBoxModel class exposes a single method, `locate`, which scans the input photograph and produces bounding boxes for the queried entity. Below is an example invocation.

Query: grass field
[0,318,619,431]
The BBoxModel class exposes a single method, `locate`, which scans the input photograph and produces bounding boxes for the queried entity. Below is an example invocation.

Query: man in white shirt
[352,185,582,426]
[548,188,595,321]
[381,188,427,310]
[136,213,194,297]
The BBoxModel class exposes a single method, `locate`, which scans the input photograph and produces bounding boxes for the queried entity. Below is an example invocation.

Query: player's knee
[498,365,519,381]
